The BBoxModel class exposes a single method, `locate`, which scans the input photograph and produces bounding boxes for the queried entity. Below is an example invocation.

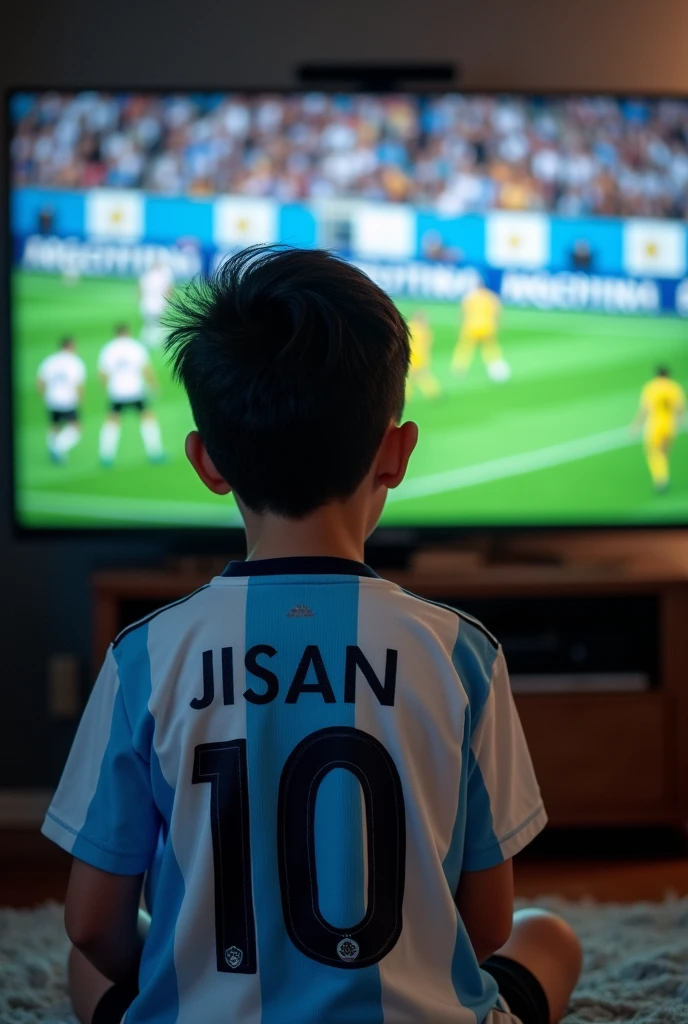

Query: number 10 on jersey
[192,726,406,973]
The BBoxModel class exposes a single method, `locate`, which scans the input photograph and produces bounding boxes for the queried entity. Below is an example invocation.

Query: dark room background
[1,0,687,791]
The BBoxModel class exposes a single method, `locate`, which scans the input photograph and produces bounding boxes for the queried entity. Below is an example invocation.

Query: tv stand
[92,531,688,829]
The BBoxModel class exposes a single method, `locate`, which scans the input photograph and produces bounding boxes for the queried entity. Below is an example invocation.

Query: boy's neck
[242,504,367,564]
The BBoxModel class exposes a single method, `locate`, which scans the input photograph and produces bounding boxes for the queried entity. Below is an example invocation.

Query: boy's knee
[514,908,582,970]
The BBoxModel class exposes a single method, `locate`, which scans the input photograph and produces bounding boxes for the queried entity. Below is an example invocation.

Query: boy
[97,324,165,466]
[632,365,687,491]
[36,336,86,463]
[43,247,581,1024]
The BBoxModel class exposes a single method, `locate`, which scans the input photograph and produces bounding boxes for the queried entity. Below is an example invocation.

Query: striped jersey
[42,557,546,1024]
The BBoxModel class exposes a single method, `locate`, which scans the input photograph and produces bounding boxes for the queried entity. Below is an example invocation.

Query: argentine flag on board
[351,202,416,260]
[213,196,278,248]
[485,212,550,270]
[623,219,687,279]
[85,189,144,243]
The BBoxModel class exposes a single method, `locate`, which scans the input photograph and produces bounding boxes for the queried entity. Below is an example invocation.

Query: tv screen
[8,89,688,530]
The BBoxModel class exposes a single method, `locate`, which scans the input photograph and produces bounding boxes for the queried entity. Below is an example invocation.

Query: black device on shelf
[454,594,659,693]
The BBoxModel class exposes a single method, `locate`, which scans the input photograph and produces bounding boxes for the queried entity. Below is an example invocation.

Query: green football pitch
[12,270,688,529]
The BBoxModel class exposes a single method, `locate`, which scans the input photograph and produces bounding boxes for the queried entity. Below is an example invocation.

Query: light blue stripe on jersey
[443,619,501,1021]
[442,618,500,892]
[111,624,183,1024]
[71,629,159,874]
[245,575,384,1024]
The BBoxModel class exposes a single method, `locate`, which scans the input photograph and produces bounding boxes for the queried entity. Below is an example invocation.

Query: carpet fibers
[2,897,688,1023]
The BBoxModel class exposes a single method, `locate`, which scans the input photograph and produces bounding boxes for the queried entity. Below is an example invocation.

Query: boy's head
[165,246,416,524]
[656,365,670,378]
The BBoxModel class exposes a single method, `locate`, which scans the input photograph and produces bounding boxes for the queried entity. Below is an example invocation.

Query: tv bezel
[6,83,688,542]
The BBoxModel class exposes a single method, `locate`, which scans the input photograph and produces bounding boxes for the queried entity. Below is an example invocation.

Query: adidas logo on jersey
[287,604,314,617]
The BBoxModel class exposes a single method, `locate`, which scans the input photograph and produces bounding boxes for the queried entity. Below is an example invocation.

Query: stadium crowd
[11,91,688,218]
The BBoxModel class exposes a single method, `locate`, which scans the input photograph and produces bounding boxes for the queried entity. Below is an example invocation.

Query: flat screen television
[7,89,688,532]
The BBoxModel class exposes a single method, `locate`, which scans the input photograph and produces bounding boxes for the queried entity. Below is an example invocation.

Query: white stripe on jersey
[41,649,120,852]
[146,581,262,1024]
[470,656,546,861]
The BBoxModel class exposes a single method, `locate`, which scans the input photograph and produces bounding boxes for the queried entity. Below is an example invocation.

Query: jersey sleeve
[41,646,160,874]
[462,646,546,871]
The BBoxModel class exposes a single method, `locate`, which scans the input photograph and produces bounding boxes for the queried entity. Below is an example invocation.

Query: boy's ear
[185,431,232,495]
[376,420,419,490]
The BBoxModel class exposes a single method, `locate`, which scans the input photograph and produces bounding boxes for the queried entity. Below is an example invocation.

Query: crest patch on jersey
[336,937,360,962]
[225,945,243,969]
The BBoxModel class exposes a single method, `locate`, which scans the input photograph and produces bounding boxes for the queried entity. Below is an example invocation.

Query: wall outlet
[48,654,81,719]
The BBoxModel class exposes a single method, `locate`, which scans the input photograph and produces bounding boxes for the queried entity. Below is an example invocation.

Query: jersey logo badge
[287,605,314,618]
[336,937,360,962]
[225,946,243,969]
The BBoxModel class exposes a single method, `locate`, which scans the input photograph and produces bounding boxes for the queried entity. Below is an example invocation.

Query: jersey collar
[221,556,380,578]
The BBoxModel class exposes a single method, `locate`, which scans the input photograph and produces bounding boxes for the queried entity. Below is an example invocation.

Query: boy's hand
[65,859,146,986]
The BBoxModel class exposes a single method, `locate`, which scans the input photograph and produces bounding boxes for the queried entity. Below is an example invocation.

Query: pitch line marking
[388,426,639,502]
[20,425,685,519]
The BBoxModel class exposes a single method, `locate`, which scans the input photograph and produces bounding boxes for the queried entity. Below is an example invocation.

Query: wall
[1,0,687,787]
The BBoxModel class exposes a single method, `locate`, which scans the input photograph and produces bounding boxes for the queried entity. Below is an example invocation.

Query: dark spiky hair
[164,246,410,518]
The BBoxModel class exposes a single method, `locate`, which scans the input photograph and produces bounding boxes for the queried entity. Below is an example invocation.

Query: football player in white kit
[97,324,165,466]
[36,337,87,463]
[139,259,174,347]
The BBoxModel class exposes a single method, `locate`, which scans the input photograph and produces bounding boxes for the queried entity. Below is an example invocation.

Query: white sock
[55,424,81,455]
[140,417,163,458]
[99,421,121,462]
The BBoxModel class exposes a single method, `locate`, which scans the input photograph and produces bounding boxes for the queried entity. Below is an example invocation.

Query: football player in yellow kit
[407,310,441,399]
[452,279,511,382]
[632,366,687,491]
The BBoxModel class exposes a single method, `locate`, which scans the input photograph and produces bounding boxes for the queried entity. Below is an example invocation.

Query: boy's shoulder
[393,586,501,710]
[394,586,498,649]
[112,582,215,651]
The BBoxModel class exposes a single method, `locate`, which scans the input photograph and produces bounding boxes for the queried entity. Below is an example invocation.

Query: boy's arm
[456,642,545,961]
[42,643,161,979]
[65,860,147,984]
[455,859,514,964]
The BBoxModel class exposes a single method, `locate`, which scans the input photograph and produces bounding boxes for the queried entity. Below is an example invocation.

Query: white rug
[3,897,688,1022]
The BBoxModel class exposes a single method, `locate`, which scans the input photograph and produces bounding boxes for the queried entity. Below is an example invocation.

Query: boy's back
[45,556,545,1023]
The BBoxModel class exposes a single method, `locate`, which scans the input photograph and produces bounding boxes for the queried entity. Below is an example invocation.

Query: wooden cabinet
[92,536,688,827]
